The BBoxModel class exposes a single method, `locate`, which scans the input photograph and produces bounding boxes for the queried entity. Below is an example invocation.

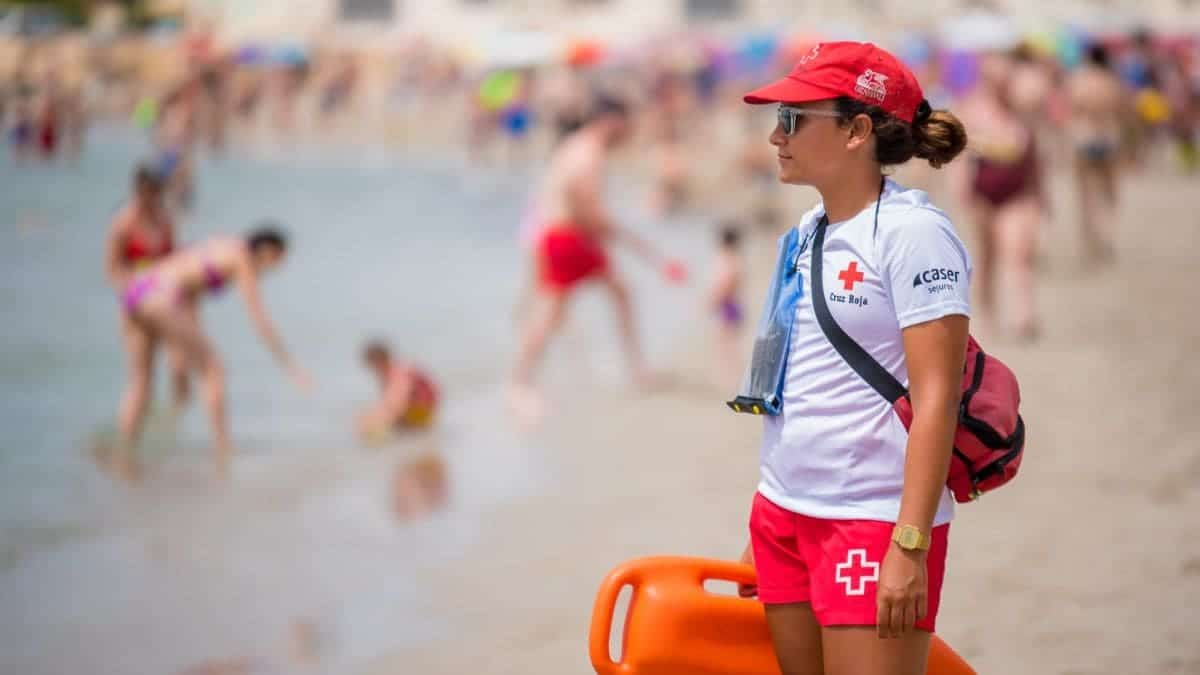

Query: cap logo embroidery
[854,69,888,103]
[799,44,822,65]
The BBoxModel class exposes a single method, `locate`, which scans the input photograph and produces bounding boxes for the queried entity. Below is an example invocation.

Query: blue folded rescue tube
[727,226,807,416]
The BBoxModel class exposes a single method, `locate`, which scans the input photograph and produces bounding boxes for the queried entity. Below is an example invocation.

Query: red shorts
[537,226,608,292]
[749,492,950,631]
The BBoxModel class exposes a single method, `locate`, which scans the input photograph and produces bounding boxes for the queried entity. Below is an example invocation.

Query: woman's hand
[876,543,928,639]
[737,542,758,598]
[356,411,389,446]
[662,260,688,284]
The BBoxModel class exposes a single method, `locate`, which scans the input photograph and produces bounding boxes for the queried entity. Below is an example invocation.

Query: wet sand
[362,167,1200,675]
[3,139,1197,674]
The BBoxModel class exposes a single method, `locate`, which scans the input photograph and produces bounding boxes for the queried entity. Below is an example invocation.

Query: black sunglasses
[777,104,842,135]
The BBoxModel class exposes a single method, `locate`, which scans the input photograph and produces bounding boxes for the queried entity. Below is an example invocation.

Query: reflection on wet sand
[391,450,450,522]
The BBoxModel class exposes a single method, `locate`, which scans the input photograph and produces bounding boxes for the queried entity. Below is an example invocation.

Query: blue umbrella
[273,45,309,67]
[736,33,779,74]
[895,32,933,69]
[941,49,980,97]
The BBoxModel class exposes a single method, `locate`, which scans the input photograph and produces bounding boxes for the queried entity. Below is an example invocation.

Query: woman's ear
[845,113,874,151]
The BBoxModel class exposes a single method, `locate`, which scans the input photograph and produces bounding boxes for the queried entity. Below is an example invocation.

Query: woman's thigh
[821,626,931,675]
[993,196,1042,262]
[144,301,216,372]
[764,602,823,675]
[120,312,157,375]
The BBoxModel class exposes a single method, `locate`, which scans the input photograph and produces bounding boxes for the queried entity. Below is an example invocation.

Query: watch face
[895,527,925,549]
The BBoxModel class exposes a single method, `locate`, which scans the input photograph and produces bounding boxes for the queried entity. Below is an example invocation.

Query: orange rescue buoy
[589,556,976,675]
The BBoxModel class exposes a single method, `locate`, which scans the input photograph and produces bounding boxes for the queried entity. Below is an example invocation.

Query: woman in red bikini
[510,96,685,421]
[115,227,311,478]
[105,166,175,282]
[105,165,199,412]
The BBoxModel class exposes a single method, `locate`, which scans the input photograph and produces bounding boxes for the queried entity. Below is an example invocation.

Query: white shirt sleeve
[879,207,972,329]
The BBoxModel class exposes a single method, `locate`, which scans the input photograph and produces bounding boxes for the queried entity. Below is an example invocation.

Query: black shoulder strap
[811,215,908,404]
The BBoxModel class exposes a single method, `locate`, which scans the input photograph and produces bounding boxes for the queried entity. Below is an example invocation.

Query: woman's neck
[818,168,884,224]
[134,197,164,220]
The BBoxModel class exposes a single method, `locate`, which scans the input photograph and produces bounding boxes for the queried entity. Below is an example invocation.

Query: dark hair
[134,164,164,191]
[363,340,390,362]
[1011,43,1036,64]
[247,223,287,255]
[833,97,967,169]
[1087,44,1112,68]
[718,222,742,249]
[587,93,630,125]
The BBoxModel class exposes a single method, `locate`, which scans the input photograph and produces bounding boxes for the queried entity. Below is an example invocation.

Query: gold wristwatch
[891,524,932,552]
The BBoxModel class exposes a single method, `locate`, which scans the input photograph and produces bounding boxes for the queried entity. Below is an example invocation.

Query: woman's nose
[769,124,786,147]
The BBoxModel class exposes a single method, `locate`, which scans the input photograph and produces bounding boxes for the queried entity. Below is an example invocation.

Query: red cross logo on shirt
[834,548,879,596]
[838,261,866,291]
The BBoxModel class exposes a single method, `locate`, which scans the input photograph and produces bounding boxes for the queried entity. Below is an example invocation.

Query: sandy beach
[357,165,1200,675]
[4,4,1200,672]
[2,87,1198,675]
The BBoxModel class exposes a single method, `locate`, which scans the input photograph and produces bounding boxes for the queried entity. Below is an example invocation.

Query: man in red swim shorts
[511,95,685,422]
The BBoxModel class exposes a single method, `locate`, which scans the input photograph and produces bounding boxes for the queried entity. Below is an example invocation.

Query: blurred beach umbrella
[478,70,522,111]
[895,32,933,68]
[1054,27,1089,69]
[941,49,981,96]
[565,38,606,67]
[938,10,1021,53]
[233,44,268,66]
[703,39,738,77]
[735,32,779,73]
[233,44,307,68]
[272,45,309,67]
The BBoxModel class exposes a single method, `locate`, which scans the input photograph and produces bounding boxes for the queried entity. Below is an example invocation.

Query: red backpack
[811,216,1025,503]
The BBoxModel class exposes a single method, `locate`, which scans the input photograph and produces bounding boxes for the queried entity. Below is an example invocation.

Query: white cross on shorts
[835,548,880,596]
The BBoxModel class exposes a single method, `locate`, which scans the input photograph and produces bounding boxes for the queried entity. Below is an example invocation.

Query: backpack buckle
[968,475,983,501]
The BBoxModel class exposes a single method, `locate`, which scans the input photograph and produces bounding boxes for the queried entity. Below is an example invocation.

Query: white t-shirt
[758,179,971,525]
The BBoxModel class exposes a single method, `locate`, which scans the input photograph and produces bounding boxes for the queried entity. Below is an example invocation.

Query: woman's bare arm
[896,314,969,532]
[233,248,293,371]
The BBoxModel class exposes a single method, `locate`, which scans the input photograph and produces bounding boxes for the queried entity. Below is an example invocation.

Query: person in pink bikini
[113,226,311,478]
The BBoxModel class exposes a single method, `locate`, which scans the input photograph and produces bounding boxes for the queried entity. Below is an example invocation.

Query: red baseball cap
[743,41,925,124]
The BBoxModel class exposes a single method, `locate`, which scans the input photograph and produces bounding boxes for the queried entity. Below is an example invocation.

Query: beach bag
[810,216,1025,503]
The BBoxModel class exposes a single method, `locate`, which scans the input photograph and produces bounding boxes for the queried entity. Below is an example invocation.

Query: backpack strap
[811,215,908,404]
